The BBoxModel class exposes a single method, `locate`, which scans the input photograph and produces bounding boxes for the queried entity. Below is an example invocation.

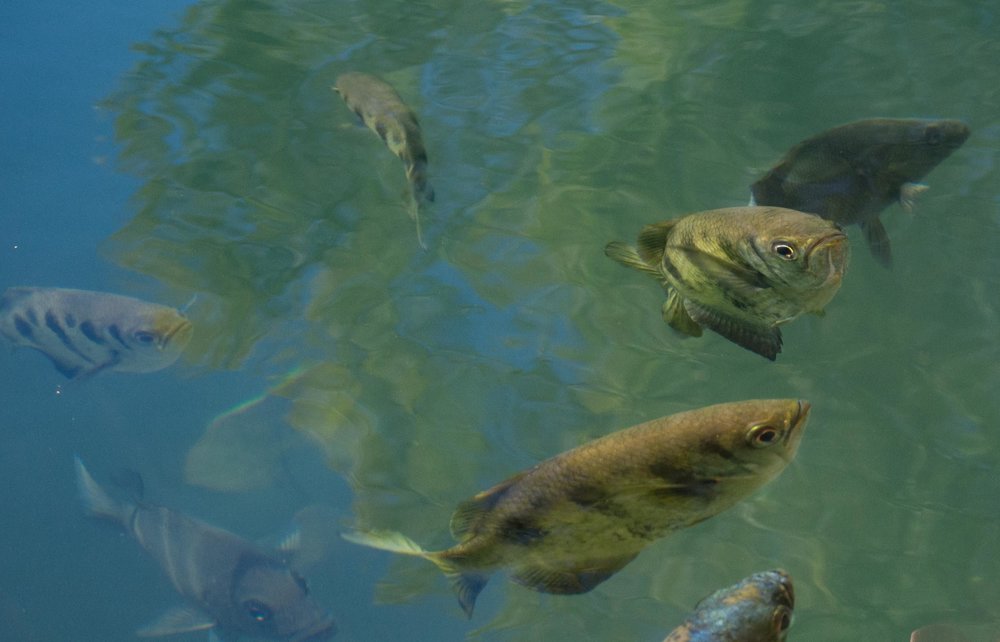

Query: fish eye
[771,241,797,260]
[925,126,943,145]
[747,424,780,448]
[133,331,157,345]
[243,599,273,623]
[773,606,792,631]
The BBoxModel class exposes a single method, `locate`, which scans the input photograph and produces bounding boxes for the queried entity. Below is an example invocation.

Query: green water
[88,0,1000,639]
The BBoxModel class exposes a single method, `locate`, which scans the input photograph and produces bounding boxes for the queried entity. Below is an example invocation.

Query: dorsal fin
[636,221,676,265]
[449,472,527,539]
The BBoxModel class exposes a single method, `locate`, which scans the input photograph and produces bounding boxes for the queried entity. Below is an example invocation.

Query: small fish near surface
[334,71,434,247]
[344,399,809,618]
[605,207,848,361]
[0,287,192,379]
[750,118,970,268]
[663,570,794,642]
[74,457,336,641]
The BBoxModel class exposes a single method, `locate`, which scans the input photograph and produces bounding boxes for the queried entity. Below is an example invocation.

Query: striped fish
[0,287,192,379]
[74,457,336,641]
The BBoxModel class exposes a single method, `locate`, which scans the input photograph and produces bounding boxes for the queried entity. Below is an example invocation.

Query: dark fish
[334,72,434,247]
[750,118,970,267]
[663,570,794,642]
[0,287,192,379]
[605,207,848,360]
[344,399,809,617]
[74,457,336,641]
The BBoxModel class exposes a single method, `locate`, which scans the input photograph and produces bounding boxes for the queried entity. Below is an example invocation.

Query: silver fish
[750,118,970,267]
[663,570,794,642]
[74,457,336,641]
[0,287,192,379]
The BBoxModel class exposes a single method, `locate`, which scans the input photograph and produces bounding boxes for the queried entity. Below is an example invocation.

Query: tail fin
[341,529,490,618]
[74,456,132,527]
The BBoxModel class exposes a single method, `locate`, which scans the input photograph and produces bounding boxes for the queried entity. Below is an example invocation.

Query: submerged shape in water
[75,457,336,641]
[334,71,434,247]
[344,399,809,617]
[663,569,794,642]
[184,394,297,492]
[750,118,970,268]
[606,207,848,360]
[0,286,192,379]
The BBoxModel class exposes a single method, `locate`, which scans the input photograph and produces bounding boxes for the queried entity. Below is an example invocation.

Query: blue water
[2,1,999,641]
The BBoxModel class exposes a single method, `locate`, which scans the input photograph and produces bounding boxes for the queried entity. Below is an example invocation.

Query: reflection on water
[77,0,1000,638]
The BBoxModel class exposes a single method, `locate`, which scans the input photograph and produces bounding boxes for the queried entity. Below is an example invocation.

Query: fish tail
[405,197,428,250]
[604,241,662,279]
[341,529,489,617]
[74,456,132,527]
[341,528,431,557]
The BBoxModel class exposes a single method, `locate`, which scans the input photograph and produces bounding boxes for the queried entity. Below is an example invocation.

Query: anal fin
[510,552,639,595]
[860,218,892,269]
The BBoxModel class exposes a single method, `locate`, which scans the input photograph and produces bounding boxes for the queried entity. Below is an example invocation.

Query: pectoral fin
[136,605,215,637]
[510,551,639,595]
[899,182,928,212]
[662,291,703,337]
[684,300,782,360]
[860,218,892,269]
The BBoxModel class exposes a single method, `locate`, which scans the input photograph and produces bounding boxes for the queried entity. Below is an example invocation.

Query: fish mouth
[805,231,848,282]
[786,400,811,444]
[160,319,193,349]
[292,619,338,642]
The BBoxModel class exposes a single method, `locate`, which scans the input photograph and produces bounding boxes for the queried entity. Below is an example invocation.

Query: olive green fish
[663,570,794,642]
[334,72,433,246]
[750,118,970,268]
[605,207,848,360]
[344,399,809,617]
[0,286,193,379]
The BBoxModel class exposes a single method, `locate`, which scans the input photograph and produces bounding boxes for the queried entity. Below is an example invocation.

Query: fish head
[229,561,336,641]
[707,399,810,483]
[742,208,850,310]
[872,118,970,180]
[115,308,193,372]
[687,569,795,642]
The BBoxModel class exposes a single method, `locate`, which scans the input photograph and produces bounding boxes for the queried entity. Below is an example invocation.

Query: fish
[605,206,849,360]
[334,72,434,247]
[0,287,193,379]
[750,118,970,268]
[663,570,794,642]
[74,457,336,641]
[910,623,1000,642]
[344,399,809,618]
